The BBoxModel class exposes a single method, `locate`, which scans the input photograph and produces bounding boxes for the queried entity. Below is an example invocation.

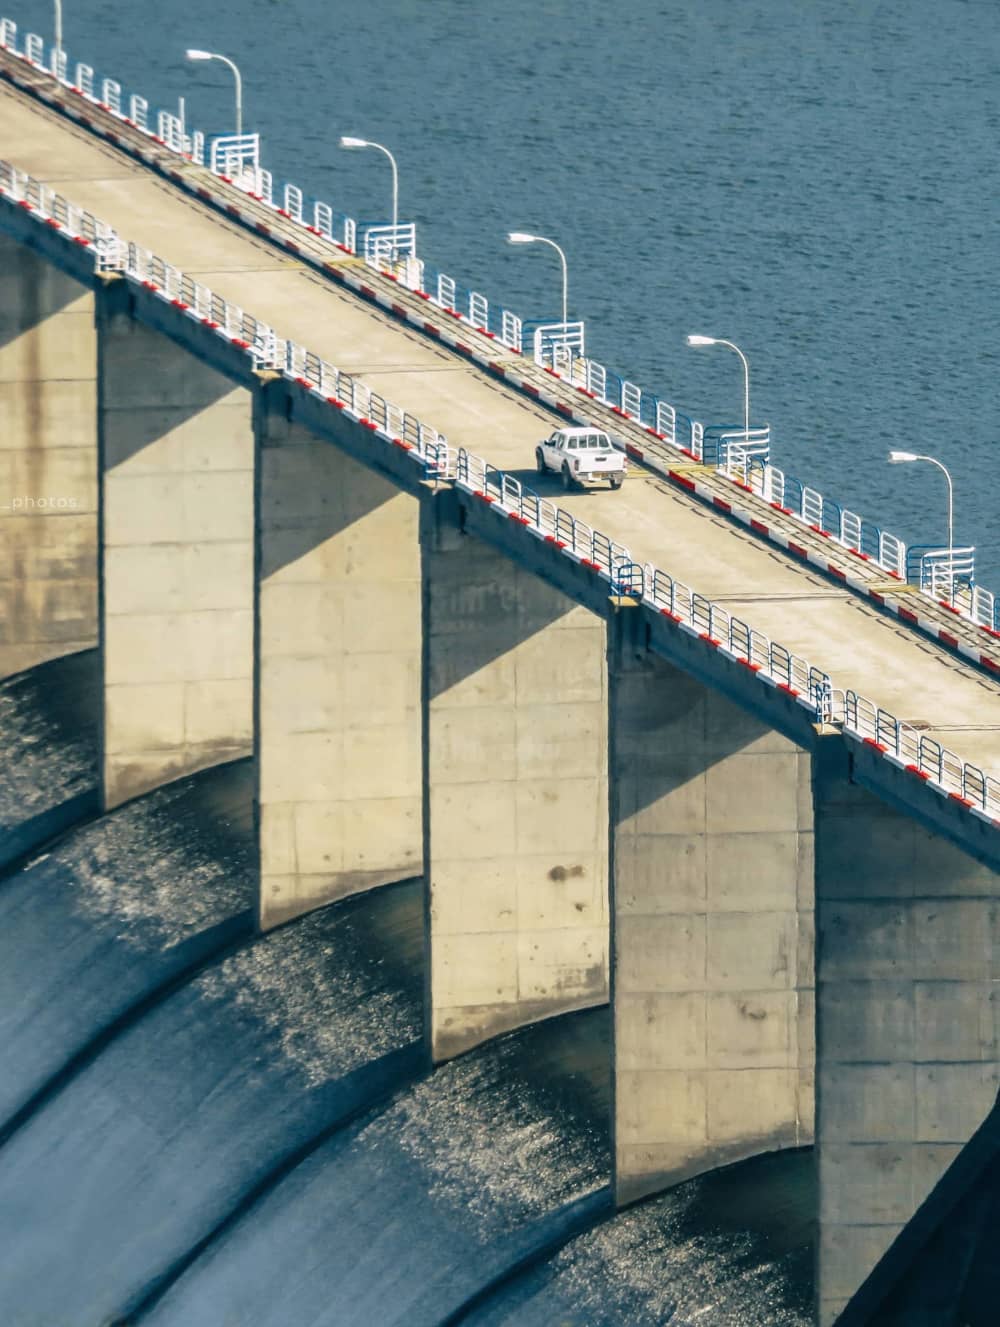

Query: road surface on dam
[4,81,1000,782]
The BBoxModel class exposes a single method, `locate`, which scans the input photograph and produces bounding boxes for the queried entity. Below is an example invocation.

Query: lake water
[13,0,1000,585]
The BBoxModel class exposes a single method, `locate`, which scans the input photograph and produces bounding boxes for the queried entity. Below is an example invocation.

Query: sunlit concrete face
[608,608,814,1207]
[255,391,422,929]
[423,500,609,1060]
[0,233,97,678]
[98,287,253,808]
[813,740,1000,1326]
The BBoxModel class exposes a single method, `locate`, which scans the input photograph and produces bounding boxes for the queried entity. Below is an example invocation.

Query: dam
[0,13,998,1326]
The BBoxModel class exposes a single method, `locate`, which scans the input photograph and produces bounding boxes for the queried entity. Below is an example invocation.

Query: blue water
[12,0,1000,584]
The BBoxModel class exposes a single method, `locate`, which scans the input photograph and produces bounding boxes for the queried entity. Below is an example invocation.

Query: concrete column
[0,234,97,677]
[814,737,1000,1325]
[255,385,421,930]
[422,498,608,1061]
[609,607,813,1207]
[98,285,253,808]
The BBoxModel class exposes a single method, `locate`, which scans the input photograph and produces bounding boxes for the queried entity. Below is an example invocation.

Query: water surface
[14,0,1000,586]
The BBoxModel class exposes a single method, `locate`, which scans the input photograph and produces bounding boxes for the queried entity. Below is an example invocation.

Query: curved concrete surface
[464,1148,813,1327]
[0,881,424,1326]
[143,1009,612,1327]
[0,760,255,1130]
[0,648,99,869]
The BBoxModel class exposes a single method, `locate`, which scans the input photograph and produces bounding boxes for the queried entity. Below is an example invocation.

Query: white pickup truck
[535,427,628,490]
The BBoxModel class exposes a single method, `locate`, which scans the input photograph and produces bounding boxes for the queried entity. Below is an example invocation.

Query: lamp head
[339,136,369,149]
[185,49,213,60]
[686,334,716,347]
[888,450,919,463]
[507,231,537,244]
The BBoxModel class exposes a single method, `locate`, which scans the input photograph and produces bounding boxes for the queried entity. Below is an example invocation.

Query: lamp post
[53,0,62,76]
[888,450,955,602]
[507,232,569,331]
[687,334,751,447]
[185,49,243,140]
[340,137,399,256]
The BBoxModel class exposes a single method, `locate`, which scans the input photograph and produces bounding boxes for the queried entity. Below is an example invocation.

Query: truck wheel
[536,448,546,474]
[562,463,573,491]
[610,474,623,490]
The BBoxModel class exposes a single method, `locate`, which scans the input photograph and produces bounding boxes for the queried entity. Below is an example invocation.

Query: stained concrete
[255,385,421,928]
[813,735,1000,1325]
[0,232,97,677]
[98,283,253,808]
[608,606,814,1206]
[422,497,608,1059]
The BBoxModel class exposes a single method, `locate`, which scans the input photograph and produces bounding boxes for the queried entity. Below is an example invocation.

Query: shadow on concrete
[100,335,242,471]
[0,235,87,350]
[613,649,768,818]
[426,532,587,702]
[838,1093,1000,1327]
[499,467,626,500]
[258,437,402,579]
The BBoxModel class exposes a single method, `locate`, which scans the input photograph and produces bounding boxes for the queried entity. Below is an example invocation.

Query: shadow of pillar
[97,280,253,809]
[422,490,609,1061]
[834,1097,1000,1326]
[254,378,422,929]
[813,734,1000,1326]
[0,233,97,678]
[608,604,814,1208]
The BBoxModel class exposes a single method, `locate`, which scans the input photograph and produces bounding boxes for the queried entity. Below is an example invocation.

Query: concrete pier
[608,607,813,1206]
[422,496,608,1060]
[98,283,253,808]
[0,234,97,677]
[814,736,1000,1325]
[255,384,421,929]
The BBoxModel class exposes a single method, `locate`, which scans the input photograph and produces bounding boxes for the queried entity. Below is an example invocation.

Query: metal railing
[0,16,996,637]
[1,155,998,824]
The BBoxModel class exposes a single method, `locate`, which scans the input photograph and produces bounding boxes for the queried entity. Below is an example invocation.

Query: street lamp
[888,450,955,601]
[185,49,243,140]
[340,137,399,253]
[687,334,751,447]
[53,0,62,77]
[507,232,569,331]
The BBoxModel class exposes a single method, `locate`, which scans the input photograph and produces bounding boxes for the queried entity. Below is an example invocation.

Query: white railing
[361,222,416,263]
[0,17,996,636]
[2,156,998,824]
[209,132,259,179]
[530,320,585,366]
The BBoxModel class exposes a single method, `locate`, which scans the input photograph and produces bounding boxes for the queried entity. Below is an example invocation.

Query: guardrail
[10,157,1000,830]
[728,455,910,580]
[1,17,998,639]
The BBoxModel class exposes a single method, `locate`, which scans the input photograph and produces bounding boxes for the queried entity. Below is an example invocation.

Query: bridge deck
[4,82,1000,780]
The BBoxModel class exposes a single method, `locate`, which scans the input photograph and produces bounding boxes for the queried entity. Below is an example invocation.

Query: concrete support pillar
[608,607,813,1207]
[98,284,253,808]
[255,385,421,930]
[814,738,1000,1325]
[422,498,608,1061]
[0,235,97,677]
